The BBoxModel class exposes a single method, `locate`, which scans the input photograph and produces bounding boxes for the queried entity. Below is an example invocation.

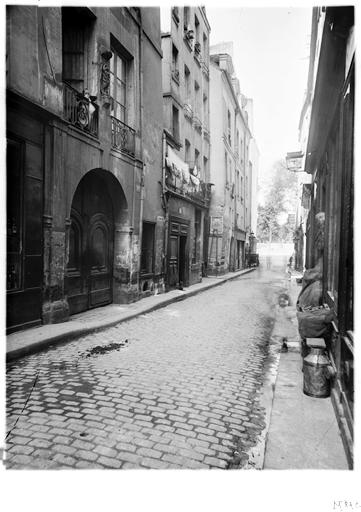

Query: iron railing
[202,61,209,79]
[203,126,210,141]
[63,82,98,136]
[193,114,202,133]
[111,116,136,156]
[183,102,193,121]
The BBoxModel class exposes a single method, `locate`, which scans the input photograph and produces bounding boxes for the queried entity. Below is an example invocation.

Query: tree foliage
[257,159,298,243]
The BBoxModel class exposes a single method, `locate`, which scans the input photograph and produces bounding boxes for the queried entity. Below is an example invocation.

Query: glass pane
[68,222,80,270]
[115,103,125,124]
[117,80,126,107]
[91,226,107,268]
[117,55,125,81]
[170,237,178,258]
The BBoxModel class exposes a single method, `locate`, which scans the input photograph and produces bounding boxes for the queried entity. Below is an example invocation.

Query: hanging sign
[286,151,304,172]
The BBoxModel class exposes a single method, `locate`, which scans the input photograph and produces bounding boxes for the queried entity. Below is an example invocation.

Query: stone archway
[66,169,129,315]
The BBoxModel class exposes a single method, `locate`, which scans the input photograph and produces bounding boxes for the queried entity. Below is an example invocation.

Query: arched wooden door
[67,173,114,315]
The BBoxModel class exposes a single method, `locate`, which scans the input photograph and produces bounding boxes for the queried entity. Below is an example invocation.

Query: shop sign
[286,151,304,172]
[210,216,223,234]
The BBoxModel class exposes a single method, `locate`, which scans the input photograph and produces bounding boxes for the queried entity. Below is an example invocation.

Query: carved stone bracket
[100,48,113,108]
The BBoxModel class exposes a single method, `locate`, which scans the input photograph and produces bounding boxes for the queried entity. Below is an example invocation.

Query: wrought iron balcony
[111,116,136,156]
[63,82,98,136]
[203,126,210,141]
[193,114,202,133]
[202,61,209,79]
[194,42,202,65]
[183,102,193,121]
[186,180,212,205]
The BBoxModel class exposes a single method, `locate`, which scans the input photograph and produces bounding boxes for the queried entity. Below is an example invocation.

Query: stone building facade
[6,6,164,332]
[160,6,212,289]
[208,43,257,274]
[299,6,354,467]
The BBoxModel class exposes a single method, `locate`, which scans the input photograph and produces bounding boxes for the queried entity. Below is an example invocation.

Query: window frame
[110,48,128,124]
[172,105,180,141]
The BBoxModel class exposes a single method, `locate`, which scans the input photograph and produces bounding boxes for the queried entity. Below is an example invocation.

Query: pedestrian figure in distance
[286,257,292,280]
[266,255,271,269]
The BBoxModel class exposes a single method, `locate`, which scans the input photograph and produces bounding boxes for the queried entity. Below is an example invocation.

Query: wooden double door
[168,218,189,289]
[67,174,114,315]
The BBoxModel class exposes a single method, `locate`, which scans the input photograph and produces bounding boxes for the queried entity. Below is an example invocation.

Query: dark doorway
[6,131,44,333]
[179,235,187,286]
[237,240,241,270]
[67,172,114,315]
[229,237,235,271]
[167,218,189,289]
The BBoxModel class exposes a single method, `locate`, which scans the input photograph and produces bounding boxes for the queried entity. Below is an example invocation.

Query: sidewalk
[263,271,349,469]
[6,268,255,362]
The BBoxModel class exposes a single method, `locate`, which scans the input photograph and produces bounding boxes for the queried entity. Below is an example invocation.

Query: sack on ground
[301,258,323,288]
[297,280,322,308]
[297,306,334,338]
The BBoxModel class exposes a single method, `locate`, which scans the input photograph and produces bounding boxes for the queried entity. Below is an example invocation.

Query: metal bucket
[303,347,330,398]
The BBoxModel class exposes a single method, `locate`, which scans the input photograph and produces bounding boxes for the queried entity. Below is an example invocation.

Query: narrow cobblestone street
[6,265,287,470]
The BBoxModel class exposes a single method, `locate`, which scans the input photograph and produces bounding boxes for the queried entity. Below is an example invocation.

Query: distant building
[160,6,211,288]
[208,42,258,273]
[300,6,354,467]
[6,6,164,331]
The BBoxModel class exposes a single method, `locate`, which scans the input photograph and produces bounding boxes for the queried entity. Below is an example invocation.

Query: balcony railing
[183,102,193,121]
[111,116,136,156]
[194,42,202,65]
[203,127,210,141]
[63,82,98,136]
[193,114,202,133]
[202,61,209,79]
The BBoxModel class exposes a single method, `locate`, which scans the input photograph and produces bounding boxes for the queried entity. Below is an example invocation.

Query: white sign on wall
[210,216,223,234]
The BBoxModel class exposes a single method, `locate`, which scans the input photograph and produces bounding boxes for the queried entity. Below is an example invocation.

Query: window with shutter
[62,9,88,91]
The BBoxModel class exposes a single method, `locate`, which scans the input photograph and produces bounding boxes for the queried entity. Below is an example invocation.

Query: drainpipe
[135,11,145,295]
[162,131,169,288]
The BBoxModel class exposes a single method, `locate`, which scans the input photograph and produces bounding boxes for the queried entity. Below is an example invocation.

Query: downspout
[162,131,169,289]
[137,13,145,295]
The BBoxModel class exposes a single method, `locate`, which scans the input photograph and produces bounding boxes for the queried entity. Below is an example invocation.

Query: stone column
[113,224,134,303]
[42,121,70,324]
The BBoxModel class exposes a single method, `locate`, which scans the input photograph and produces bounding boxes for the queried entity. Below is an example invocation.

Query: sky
[206,6,312,179]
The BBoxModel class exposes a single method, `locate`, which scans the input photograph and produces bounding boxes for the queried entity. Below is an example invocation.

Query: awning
[166,146,189,178]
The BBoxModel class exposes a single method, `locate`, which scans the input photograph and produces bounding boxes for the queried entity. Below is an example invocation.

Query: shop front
[163,145,211,290]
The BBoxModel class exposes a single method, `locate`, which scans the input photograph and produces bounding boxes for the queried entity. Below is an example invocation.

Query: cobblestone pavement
[6,267,284,470]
